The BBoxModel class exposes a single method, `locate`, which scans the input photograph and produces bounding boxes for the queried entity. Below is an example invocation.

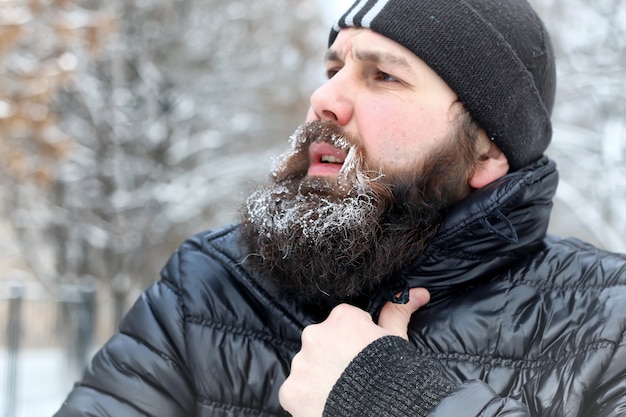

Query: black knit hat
[329,0,557,171]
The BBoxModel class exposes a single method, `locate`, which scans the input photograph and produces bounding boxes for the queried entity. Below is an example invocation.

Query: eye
[326,67,341,79]
[376,71,399,82]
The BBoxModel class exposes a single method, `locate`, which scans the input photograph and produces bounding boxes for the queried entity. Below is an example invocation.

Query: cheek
[358,107,425,164]
[360,110,458,174]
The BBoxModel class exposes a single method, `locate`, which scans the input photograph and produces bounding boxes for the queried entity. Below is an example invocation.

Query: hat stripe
[333,0,364,32]
[333,0,390,33]
[344,0,369,27]
[362,0,391,28]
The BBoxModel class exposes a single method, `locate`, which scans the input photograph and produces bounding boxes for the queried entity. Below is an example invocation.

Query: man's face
[238,29,482,305]
[306,28,464,180]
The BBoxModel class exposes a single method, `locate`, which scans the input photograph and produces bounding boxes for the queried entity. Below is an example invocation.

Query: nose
[307,71,354,126]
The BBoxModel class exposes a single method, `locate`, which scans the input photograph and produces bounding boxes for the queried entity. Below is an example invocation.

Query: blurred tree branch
[0,0,325,328]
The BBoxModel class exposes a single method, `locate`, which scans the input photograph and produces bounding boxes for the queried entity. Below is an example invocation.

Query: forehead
[326,28,448,84]
[327,28,416,62]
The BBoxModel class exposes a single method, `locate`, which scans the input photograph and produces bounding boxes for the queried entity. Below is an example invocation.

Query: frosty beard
[240,120,476,305]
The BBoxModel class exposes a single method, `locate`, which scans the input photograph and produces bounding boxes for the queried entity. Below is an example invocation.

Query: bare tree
[0,0,326,333]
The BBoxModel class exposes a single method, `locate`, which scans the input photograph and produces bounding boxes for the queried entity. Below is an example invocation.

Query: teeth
[321,155,344,164]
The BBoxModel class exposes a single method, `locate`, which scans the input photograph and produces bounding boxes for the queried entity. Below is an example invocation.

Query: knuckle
[300,324,318,345]
[329,303,359,321]
[331,303,352,316]
[278,381,293,408]
[289,351,303,370]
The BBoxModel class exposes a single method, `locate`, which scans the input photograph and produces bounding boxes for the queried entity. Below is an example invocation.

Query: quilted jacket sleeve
[324,336,531,417]
[54,248,195,417]
[325,333,626,417]
[428,381,530,417]
[584,332,626,417]
[428,344,626,417]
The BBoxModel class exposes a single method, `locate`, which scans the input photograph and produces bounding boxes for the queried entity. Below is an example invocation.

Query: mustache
[272,120,378,188]
[291,120,357,151]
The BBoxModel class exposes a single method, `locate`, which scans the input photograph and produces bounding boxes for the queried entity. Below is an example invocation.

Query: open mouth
[308,142,347,177]
[321,155,344,164]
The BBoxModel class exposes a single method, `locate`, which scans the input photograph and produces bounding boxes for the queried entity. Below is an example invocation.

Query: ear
[469,139,509,189]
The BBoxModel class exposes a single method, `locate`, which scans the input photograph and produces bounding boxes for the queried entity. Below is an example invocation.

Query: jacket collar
[220,156,558,320]
[393,156,558,305]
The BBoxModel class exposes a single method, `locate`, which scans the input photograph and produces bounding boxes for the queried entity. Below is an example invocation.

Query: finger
[378,287,430,340]
[279,350,304,412]
[279,374,302,414]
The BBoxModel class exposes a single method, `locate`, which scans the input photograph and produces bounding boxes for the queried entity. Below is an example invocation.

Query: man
[55,0,626,416]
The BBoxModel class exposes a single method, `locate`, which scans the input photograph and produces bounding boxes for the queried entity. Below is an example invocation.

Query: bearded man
[55,1,626,417]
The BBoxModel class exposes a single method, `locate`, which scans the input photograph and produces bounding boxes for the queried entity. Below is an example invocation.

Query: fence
[1,280,99,417]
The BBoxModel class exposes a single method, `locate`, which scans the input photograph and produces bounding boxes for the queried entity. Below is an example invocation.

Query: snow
[0,349,71,417]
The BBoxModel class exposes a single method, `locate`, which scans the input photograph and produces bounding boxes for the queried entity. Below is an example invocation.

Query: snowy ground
[0,349,73,417]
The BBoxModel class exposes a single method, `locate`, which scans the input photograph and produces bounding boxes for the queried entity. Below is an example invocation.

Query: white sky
[319,0,354,24]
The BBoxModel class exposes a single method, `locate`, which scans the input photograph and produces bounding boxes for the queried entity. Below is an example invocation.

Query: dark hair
[456,103,486,181]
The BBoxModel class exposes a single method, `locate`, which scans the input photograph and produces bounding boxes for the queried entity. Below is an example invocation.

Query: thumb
[378,288,430,340]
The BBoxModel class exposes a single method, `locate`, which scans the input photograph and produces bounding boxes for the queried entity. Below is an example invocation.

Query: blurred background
[0,0,624,415]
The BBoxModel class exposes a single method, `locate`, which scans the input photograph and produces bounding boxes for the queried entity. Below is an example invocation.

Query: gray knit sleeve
[323,336,458,417]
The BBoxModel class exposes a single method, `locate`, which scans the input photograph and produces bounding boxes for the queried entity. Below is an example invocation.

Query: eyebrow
[325,48,412,70]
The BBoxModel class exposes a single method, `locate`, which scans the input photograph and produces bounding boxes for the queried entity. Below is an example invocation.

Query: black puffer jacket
[55,157,626,417]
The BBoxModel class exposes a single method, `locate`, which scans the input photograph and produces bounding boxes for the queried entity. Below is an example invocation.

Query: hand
[279,287,430,417]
